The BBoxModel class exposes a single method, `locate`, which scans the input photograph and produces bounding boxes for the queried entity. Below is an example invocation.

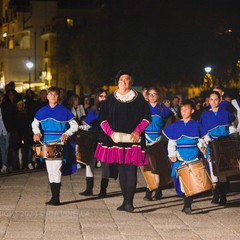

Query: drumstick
[39,140,44,145]
[46,138,61,144]
[48,142,61,145]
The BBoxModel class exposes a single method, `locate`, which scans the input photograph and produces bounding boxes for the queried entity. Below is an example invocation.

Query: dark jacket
[0,100,17,132]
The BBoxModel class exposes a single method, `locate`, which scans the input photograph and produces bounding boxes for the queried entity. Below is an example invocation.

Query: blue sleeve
[161,104,172,118]
[84,109,98,125]
[220,101,236,114]
[227,111,235,123]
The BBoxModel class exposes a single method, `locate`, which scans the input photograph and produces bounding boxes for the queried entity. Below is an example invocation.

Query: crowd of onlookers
[0,82,237,174]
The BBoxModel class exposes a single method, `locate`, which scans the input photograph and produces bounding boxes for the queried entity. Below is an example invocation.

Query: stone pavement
[0,168,240,240]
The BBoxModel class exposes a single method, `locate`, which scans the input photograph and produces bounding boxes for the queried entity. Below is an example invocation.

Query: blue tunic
[199,107,235,140]
[35,104,74,143]
[199,107,235,157]
[163,120,207,177]
[145,103,171,144]
[35,104,76,175]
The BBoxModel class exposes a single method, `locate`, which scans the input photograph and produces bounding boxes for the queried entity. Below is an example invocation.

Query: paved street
[0,168,240,240]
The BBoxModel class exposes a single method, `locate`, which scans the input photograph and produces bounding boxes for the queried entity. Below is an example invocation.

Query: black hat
[114,70,132,86]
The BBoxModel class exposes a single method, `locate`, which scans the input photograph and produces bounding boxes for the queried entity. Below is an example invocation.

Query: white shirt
[0,109,7,136]
[71,105,86,121]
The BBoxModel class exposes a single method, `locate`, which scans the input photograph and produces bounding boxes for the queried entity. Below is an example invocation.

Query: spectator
[14,100,34,170]
[24,89,36,123]
[5,81,22,103]
[142,86,148,101]
[35,89,48,111]
[67,94,86,125]
[170,96,181,120]
[192,101,204,121]
[0,91,16,173]
[83,95,92,114]
[58,88,66,105]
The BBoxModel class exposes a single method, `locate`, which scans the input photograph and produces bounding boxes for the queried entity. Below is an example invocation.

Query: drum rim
[176,159,204,170]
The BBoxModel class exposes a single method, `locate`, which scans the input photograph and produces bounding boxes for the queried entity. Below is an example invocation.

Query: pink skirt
[94,142,149,166]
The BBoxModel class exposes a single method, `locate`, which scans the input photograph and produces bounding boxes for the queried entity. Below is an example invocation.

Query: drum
[75,129,98,165]
[33,144,63,158]
[176,159,213,197]
[209,136,240,177]
[140,167,158,191]
[142,140,172,190]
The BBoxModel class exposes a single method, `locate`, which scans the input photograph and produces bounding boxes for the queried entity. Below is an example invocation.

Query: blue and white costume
[163,120,207,196]
[199,107,235,182]
[145,103,171,144]
[82,108,109,179]
[32,104,78,182]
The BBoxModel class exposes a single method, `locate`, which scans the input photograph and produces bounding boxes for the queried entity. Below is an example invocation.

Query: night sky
[9,0,240,86]
[102,0,240,85]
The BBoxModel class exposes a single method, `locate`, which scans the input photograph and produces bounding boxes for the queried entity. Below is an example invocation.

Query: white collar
[115,89,136,102]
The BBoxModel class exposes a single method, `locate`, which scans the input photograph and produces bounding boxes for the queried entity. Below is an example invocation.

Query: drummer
[163,99,208,214]
[199,91,236,206]
[79,89,109,197]
[32,86,78,206]
[143,87,171,201]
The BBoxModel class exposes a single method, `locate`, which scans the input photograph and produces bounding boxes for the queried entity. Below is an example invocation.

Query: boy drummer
[32,86,78,205]
[163,99,208,214]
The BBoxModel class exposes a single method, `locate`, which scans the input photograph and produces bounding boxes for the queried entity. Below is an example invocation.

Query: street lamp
[204,67,212,74]
[26,60,34,89]
[204,66,213,90]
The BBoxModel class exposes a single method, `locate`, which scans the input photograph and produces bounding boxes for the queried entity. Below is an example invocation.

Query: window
[66,18,74,27]
[44,40,48,53]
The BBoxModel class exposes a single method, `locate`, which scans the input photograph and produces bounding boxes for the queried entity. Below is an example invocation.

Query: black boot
[117,184,135,212]
[47,183,61,206]
[182,195,192,214]
[219,182,227,206]
[117,202,126,211]
[152,186,163,201]
[98,178,109,198]
[79,177,94,196]
[117,193,126,211]
[143,188,153,201]
[124,187,135,213]
[46,183,54,205]
[211,182,220,204]
[117,188,127,211]
[117,175,127,211]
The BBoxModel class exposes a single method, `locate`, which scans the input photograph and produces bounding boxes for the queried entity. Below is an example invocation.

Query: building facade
[0,0,101,93]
